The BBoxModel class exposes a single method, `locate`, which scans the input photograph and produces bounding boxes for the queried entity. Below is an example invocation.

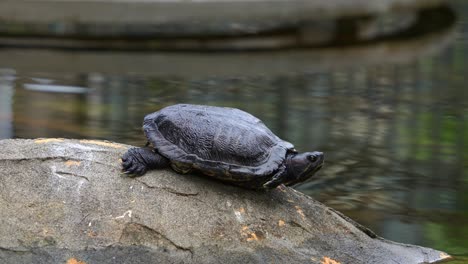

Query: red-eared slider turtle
[122,104,324,189]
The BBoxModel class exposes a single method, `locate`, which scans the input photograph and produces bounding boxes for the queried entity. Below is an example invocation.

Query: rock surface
[0,139,451,264]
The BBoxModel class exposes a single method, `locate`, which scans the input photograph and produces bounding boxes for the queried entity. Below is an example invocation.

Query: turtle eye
[308,155,318,162]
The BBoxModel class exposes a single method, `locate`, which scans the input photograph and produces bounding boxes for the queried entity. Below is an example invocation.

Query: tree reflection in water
[0,2,467,261]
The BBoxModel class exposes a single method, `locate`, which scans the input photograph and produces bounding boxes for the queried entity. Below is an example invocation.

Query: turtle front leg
[262,165,287,189]
[122,147,170,176]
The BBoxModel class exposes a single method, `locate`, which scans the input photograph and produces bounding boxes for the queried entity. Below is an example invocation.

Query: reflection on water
[0,5,467,264]
[2,56,468,258]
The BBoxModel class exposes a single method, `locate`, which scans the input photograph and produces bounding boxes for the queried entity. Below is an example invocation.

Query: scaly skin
[122,147,169,176]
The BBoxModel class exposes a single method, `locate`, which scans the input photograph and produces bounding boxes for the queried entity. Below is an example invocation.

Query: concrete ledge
[0,7,455,77]
[0,0,449,37]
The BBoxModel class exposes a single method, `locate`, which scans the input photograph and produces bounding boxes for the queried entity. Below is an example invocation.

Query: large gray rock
[0,139,451,264]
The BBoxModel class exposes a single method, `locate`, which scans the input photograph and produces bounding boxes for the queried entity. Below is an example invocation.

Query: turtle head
[284,151,324,186]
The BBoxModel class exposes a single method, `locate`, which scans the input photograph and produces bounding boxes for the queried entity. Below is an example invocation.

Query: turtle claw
[123,161,144,176]
[123,172,138,178]
[121,169,141,178]
[121,171,133,177]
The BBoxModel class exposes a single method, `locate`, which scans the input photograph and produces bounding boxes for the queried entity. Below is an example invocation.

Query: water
[1,3,468,263]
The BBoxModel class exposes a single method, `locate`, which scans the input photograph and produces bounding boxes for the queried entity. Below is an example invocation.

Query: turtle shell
[143,104,294,184]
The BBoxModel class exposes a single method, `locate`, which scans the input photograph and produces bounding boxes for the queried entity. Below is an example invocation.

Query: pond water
[0,2,467,263]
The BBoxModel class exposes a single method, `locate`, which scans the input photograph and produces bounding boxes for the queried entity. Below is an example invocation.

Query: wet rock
[0,139,451,264]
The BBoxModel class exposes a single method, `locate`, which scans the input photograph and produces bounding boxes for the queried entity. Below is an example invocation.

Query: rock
[0,139,451,264]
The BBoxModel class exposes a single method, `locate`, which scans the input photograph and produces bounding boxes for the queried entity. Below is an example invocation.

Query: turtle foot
[121,147,170,176]
[262,165,287,189]
[121,147,152,176]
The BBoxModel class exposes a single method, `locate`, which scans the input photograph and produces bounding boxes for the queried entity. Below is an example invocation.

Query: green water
[0,3,467,263]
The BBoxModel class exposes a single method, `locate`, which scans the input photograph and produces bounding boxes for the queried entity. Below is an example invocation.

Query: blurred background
[0,0,466,262]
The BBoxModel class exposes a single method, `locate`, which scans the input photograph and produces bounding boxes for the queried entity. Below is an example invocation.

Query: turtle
[121,104,324,189]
